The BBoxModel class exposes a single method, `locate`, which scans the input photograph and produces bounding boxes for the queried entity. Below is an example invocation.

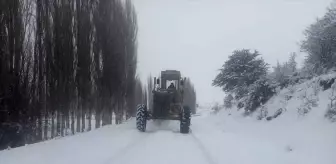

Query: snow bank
[253,72,336,121]
[0,120,147,164]
[207,72,336,164]
[194,111,336,164]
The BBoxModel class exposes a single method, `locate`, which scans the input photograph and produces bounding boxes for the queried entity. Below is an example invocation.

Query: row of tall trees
[0,0,145,150]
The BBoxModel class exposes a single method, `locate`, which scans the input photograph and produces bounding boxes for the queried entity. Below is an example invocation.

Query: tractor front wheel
[180,106,191,134]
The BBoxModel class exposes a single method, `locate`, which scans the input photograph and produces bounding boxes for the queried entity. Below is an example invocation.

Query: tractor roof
[161,70,181,80]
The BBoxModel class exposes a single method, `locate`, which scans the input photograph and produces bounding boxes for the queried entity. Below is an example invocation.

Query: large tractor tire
[180,106,191,134]
[136,104,147,132]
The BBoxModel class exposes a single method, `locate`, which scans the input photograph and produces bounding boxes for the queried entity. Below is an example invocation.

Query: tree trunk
[65,110,70,135]
[81,105,85,132]
[61,112,65,137]
[71,110,75,135]
[44,111,48,140]
[56,110,61,136]
[108,107,113,125]
[38,112,43,141]
[101,109,107,126]
[88,107,92,131]
[95,111,101,129]
[76,99,81,133]
[115,102,120,124]
[51,111,55,138]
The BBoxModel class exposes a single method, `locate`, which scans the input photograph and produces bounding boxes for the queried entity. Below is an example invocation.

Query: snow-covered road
[107,125,213,164]
[1,109,336,164]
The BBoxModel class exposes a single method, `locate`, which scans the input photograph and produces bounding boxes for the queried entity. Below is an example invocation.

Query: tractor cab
[155,70,184,91]
[151,70,185,120]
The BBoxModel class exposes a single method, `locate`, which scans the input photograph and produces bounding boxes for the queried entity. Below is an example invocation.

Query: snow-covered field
[1,105,335,164]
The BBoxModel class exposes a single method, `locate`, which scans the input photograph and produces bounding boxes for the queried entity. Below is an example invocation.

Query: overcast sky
[132,0,333,105]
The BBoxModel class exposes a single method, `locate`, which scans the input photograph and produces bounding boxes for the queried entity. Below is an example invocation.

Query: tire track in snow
[190,130,218,164]
[102,132,151,164]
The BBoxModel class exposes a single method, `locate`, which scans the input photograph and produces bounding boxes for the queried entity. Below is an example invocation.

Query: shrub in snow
[244,78,276,112]
[278,76,291,89]
[297,91,318,116]
[266,116,273,121]
[320,78,335,90]
[223,94,234,109]
[285,95,292,101]
[287,84,296,95]
[273,108,284,118]
[279,98,289,111]
[312,80,321,96]
[292,75,307,84]
[265,108,283,121]
[237,101,244,110]
[270,54,302,89]
[279,74,305,90]
[211,103,222,114]
[243,110,252,117]
[235,96,248,110]
[325,108,336,122]
[275,86,281,94]
[325,82,336,121]
[257,104,268,120]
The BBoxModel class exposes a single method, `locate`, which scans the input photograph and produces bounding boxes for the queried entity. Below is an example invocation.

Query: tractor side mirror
[156,79,160,84]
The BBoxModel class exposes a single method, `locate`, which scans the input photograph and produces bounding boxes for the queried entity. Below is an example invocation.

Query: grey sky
[133,0,332,105]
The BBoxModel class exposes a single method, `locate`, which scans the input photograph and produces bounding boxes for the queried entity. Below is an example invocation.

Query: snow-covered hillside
[249,72,336,121]
[210,72,336,163]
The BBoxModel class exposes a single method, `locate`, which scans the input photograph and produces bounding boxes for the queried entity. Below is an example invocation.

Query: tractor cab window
[166,80,177,89]
[168,83,175,89]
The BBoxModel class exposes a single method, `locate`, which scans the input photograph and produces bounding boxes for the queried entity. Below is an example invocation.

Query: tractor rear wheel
[180,106,191,134]
[136,104,147,132]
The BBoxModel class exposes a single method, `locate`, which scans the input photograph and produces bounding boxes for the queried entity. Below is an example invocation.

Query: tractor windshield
[166,80,177,89]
